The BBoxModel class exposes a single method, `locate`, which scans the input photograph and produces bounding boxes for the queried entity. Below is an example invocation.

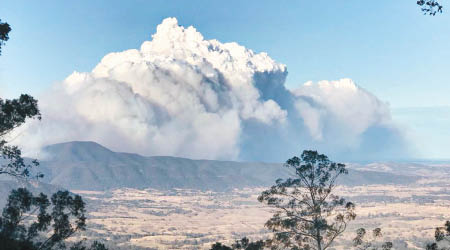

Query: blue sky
[1,0,449,159]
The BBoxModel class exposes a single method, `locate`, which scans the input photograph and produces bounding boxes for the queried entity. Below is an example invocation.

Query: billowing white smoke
[289,79,407,160]
[293,79,391,142]
[14,18,409,161]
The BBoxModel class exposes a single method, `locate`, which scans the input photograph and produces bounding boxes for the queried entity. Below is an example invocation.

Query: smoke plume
[13,18,410,161]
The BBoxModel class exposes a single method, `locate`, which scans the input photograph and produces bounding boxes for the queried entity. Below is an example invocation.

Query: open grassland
[74,176,450,249]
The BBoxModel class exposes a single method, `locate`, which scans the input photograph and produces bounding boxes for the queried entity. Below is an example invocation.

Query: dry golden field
[74,175,450,249]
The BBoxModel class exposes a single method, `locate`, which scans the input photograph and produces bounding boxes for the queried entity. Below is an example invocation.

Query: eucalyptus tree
[258,150,356,250]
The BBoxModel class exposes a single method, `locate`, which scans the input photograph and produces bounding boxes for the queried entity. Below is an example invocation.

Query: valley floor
[74,177,450,249]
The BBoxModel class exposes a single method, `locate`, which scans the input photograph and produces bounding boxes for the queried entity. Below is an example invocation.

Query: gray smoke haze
[12,18,412,162]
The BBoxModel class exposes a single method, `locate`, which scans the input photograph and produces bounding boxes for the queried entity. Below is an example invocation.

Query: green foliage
[0,18,42,180]
[0,17,107,250]
[0,188,88,250]
[211,242,233,250]
[0,18,11,55]
[426,221,450,250]
[210,237,264,250]
[69,241,108,250]
[0,94,41,137]
[352,228,393,250]
[0,94,41,178]
[232,237,264,250]
[427,243,439,250]
[258,150,355,250]
[417,0,443,15]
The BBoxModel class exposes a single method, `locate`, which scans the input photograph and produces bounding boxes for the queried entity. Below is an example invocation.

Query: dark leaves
[0,188,88,250]
[0,141,41,179]
[0,19,11,55]
[46,191,86,249]
[428,220,450,249]
[353,227,392,250]
[417,0,443,15]
[211,242,233,250]
[382,242,393,250]
[0,94,41,137]
[427,242,439,250]
[0,94,41,179]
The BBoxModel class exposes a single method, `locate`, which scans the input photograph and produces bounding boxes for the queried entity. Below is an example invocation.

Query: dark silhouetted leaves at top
[0,188,91,250]
[258,150,355,250]
[417,0,443,15]
[0,19,11,55]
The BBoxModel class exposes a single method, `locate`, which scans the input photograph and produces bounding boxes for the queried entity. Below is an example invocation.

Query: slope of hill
[33,141,419,191]
[0,177,64,208]
[37,141,286,190]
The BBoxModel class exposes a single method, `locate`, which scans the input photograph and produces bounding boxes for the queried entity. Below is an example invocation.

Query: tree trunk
[316,230,322,250]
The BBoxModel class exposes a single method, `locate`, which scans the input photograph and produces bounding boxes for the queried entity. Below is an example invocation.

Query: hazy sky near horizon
[1,1,449,160]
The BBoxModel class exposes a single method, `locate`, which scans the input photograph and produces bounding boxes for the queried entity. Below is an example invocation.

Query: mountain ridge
[35,141,419,191]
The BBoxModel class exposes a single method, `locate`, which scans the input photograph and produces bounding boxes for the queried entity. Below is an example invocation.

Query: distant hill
[32,141,419,191]
[0,177,64,208]
[37,141,287,190]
